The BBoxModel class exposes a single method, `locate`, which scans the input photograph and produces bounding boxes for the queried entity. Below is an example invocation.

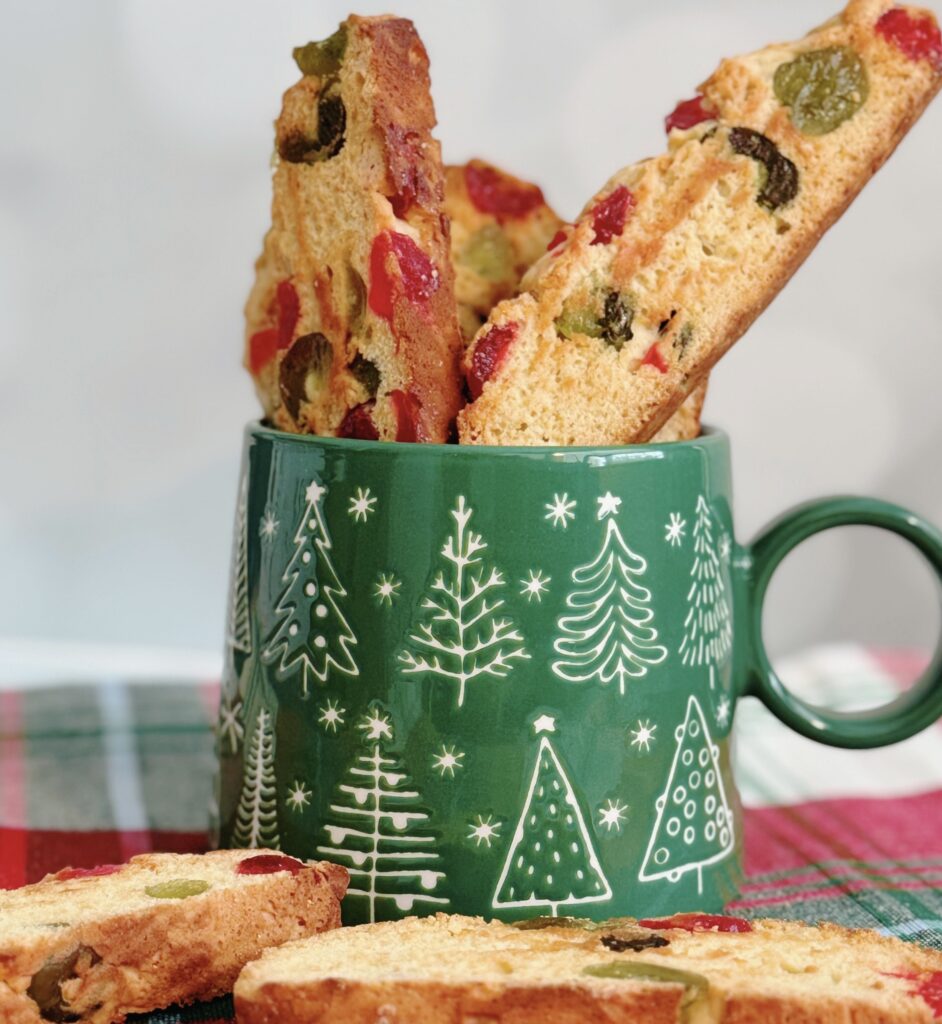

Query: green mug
[213,423,942,925]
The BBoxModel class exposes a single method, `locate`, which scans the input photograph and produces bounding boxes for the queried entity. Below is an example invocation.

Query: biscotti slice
[245,16,463,443]
[446,159,707,442]
[235,912,942,1023]
[459,0,942,445]
[0,850,346,1024]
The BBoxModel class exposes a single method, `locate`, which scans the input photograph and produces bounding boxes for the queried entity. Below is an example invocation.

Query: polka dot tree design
[263,479,359,695]
[638,695,734,895]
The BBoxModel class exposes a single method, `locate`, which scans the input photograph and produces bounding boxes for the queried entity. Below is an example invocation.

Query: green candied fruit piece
[773,46,868,136]
[597,292,634,351]
[293,25,348,77]
[582,961,710,1012]
[555,303,602,340]
[350,353,380,398]
[144,878,211,900]
[461,224,514,283]
[513,915,592,931]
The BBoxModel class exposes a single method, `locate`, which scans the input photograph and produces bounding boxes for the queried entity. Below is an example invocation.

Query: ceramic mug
[213,423,942,925]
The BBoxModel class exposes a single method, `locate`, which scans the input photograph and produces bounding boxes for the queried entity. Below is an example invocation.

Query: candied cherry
[237,854,304,876]
[468,322,519,400]
[589,185,635,245]
[665,95,713,133]
[368,232,440,323]
[54,864,122,881]
[876,8,942,69]
[464,161,545,220]
[248,279,300,374]
[546,228,568,252]
[389,389,422,442]
[338,401,380,440]
[638,913,753,933]
[641,341,669,373]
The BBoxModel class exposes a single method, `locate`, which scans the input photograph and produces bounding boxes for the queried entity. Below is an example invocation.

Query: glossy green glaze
[214,425,942,924]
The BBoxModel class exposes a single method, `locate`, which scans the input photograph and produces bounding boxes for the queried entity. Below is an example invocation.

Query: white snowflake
[317,698,347,733]
[373,572,402,607]
[597,491,622,520]
[598,798,629,833]
[519,569,551,603]
[468,815,502,848]
[718,532,732,561]
[629,719,657,753]
[544,493,577,529]
[286,779,312,812]
[348,486,377,523]
[716,696,731,728]
[258,507,280,541]
[218,696,244,754]
[431,744,465,778]
[359,710,393,741]
[664,512,687,547]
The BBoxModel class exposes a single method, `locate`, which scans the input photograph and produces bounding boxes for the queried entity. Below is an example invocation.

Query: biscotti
[458,0,942,445]
[0,850,346,1024]
[245,16,463,443]
[235,911,942,1023]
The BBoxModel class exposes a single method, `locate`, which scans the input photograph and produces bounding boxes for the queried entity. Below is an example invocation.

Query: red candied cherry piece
[589,185,635,246]
[876,8,942,69]
[665,95,714,133]
[639,913,753,934]
[54,864,123,881]
[248,328,280,375]
[338,401,380,440]
[248,279,300,374]
[468,322,519,400]
[237,853,304,876]
[465,161,545,220]
[368,232,440,323]
[389,389,422,442]
[887,971,942,1017]
[546,228,568,252]
[641,341,669,373]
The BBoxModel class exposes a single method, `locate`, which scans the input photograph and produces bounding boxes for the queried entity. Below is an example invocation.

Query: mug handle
[739,496,942,748]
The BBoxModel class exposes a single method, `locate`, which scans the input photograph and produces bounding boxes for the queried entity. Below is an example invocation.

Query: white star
[306,480,327,505]
[348,486,377,523]
[544,493,577,529]
[258,507,280,541]
[629,719,657,752]
[519,569,551,602]
[716,696,731,728]
[598,798,629,833]
[317,698,346,733]
[718,532,732,560]
[359,710,393,741]
[597,492,622,519]
[468,815,501,848]
[664,511,687,547]
[373,572,402,607]
[431,744,465,778]
[533,714,556,735]
[286,780,312,812]
[218,696,244,755]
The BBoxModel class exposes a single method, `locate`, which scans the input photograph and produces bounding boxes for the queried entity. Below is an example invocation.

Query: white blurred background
[1,0,940,678]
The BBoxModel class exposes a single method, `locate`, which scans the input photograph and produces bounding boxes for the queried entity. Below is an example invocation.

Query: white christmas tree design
[399,495,528,709]
[552,494,666,696]
[678,495,732,689]
[233,708,280,850]
[639,695,734,894]
[316,710,449,922]
[226,474,251,654]
[263,480,359,695]
[493,715,611,916]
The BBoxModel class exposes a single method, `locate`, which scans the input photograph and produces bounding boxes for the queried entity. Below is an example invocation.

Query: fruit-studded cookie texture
[0,851,346,1024]
[245,16,464,443]
[458,0,942,446]
[234,912,942,1023]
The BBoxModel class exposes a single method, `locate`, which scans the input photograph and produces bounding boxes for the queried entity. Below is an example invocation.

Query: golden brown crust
[0,852,346,1024]
[458,0,942,446]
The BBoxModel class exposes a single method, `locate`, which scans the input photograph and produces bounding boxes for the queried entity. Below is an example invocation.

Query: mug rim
[246,420,729,460]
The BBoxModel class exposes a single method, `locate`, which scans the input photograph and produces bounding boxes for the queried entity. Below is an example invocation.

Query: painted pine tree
[316,710,449,922]
[552,494,666,696]
[263,479,358,695]
[639,695,734,894]
[493,715,611,916]
[233,708,280,849]
[226,473,251,654]
[399,495,528,709]
[678,495,732,689]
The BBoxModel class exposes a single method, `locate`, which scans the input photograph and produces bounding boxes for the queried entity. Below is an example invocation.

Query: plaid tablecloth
[1,645,940,1023]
